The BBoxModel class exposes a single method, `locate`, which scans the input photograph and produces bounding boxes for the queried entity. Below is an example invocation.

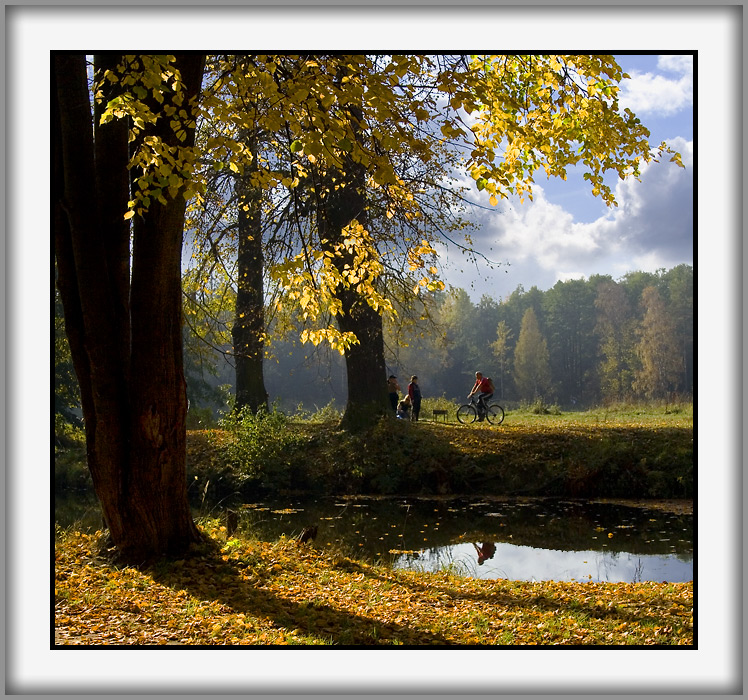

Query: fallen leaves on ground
[55,526,693,647]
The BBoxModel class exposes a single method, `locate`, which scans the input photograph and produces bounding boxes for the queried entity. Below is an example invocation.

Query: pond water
[55,493,693,584]
[395,541,692,583]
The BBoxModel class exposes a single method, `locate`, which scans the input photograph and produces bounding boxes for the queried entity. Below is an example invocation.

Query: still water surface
[395,541,692,582]
[55,494,693,583]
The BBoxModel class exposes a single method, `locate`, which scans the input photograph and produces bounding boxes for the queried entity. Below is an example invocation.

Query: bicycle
[456,396,505,425]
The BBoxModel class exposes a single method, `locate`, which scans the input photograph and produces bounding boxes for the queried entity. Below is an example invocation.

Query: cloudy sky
[439,53,694,302]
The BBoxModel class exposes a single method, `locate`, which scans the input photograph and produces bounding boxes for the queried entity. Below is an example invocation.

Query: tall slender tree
[544,279,597,404]
[663,264,694,396]
[595,279,636,403]
[633,286,682,400]
[437,289,481,398]
[232,129,269,413]
[513,307,552,401]
[491,320,514,401]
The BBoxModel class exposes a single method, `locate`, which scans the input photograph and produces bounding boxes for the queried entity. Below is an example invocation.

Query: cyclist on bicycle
[468,371,495,422]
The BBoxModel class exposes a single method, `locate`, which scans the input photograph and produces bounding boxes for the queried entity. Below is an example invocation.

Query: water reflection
[395,542,693,583]
[55,493,693,583]
[473,542,497,566]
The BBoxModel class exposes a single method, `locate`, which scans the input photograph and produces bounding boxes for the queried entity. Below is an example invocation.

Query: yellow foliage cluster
[95,53,682,352]
[268,220,397,353]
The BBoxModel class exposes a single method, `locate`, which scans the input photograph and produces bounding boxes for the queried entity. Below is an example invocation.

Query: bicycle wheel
[456,404,477,424]
[485,404,505,426]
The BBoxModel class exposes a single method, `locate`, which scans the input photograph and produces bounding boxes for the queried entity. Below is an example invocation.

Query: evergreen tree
[544,278,597,405]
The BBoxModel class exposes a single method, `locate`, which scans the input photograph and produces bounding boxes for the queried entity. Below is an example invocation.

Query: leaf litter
[55,523,693,646]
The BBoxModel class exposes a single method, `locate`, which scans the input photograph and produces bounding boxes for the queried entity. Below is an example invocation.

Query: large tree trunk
[336,286,390,430]
[232,132,268,413]
[54,53,205,560]
[320,153,389,430]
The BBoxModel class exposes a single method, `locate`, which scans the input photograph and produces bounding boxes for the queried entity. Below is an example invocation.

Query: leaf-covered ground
[55,523,693,647]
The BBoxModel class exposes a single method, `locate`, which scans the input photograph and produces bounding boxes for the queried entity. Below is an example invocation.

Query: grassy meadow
[181,399,694,502]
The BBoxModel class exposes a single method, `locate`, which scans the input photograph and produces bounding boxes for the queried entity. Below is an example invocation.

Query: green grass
[195,402,692,500]
[55,402,693,501]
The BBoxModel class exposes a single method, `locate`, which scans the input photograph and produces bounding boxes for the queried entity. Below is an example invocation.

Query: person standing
[387,375,400,411]
[407,375,422,422]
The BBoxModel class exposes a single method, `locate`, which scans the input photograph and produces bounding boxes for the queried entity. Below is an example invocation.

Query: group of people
[386,370,494,422]
[387,374,422,421]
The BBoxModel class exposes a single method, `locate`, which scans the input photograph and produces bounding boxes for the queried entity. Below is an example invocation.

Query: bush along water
[57,403,693,502]
[209,407,306,494]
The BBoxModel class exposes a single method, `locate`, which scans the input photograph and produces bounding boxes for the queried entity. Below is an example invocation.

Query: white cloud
[606,136,693,260]
[434,56,694,301]
[657,54,693,74]
[442,137,693,300]
[619,54,693,116]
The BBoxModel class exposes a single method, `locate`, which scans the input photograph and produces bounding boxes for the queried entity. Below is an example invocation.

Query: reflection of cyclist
[467,372,494,421]
[473,542,496,565]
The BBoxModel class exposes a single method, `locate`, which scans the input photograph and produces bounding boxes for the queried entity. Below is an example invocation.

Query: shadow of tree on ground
[145,541,452,646]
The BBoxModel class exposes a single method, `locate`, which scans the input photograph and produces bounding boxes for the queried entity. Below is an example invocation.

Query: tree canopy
[101,53,681,353]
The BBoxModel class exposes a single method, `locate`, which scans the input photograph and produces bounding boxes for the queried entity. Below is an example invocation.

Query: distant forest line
[180,264,693,417]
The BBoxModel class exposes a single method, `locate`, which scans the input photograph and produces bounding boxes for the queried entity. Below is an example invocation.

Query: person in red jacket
[467,371,494,421]
[407,375,422,422]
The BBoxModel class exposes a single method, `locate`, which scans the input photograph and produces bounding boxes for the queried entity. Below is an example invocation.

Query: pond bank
[183,412,694,503]
[56,491,693,583]
[54,408,694,503]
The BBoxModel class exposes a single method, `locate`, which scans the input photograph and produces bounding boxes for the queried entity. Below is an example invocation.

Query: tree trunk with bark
[319,154,389,431]
[335,284,390,430]
[53,53,206,560]
[232,132,268,414]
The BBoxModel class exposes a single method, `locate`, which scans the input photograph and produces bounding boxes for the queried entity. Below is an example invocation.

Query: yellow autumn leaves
[55,527,693,646]
[96,54,683,356]
[463,54,681,208]
[269,221,396,354]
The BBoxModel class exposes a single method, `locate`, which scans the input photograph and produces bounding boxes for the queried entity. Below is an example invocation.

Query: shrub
[214,407,305,491]
[297,399,344,423]
[187,405,216,430]
[54,448,92,491]
[420,395,460,422]
[55,414,86,449]
[526,398,561,415]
